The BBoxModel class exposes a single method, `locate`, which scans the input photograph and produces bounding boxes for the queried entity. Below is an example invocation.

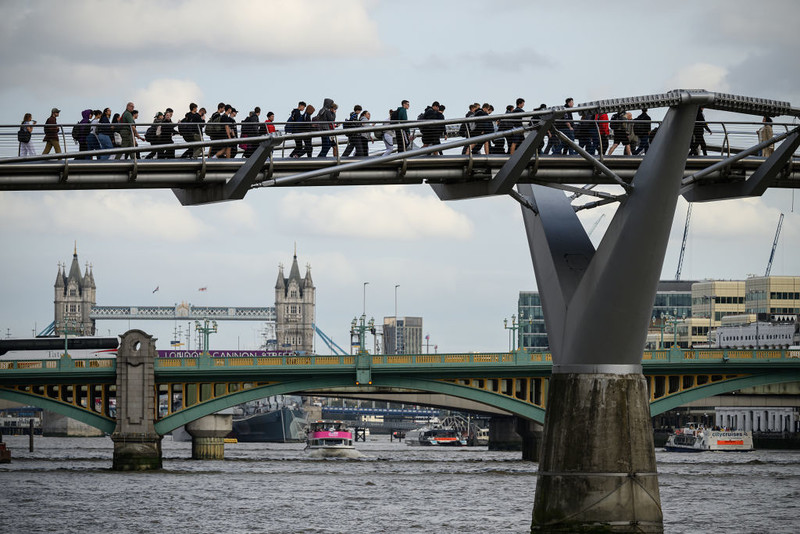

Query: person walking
[606,109,632,155]
[300,104,315,157]
[287,101,307,158]
[315,98,337,157]
[42,107,61,154]
[554,97,576,155]
[18,113,36,157]
[508,98,526,155]
[689,106,712,156]
[394,100,410,152]
[758,116,774,157]
[382,109,395,156]
[180,103,204,158]
[116,102,144,159]
[632,108,652,155]
[341,105,363,157]
[356,110,372,157]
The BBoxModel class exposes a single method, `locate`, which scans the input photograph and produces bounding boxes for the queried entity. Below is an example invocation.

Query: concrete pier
[111,330,162,471]
[532,373,661,533]
[516,418,543,462]
[186,414,232,460]
[488,416,522,451]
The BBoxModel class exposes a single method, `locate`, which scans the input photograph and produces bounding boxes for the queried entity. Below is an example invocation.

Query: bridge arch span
[649,370,800,417]
[154,375,546,435]
[0,388,116,434]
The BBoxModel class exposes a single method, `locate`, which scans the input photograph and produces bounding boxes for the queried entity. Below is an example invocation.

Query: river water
[1,435,799,533]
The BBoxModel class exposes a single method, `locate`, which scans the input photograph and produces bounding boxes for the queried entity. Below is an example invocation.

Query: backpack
[390,109,399,121]
[18,126,31,143]
[343,113,359,129]
[206,112,223,137]
[144,124,159,144]
[178,114,193,137]
[71,123,88,141]
[633,117,651,137]
[241,115,257,137]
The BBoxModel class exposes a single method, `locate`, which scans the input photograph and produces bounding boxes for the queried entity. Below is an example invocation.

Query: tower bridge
[3,89,800,533]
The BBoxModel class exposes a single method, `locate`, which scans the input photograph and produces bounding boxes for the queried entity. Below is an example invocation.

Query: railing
[2,117,797,162]
[2,348,798,374]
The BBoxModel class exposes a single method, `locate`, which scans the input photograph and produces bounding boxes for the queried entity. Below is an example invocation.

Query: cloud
[0,1,381,80]
[0,191,210,241]
[132,79,205,121]
[690,198,783,238]
[665,63,730,93]
[277,187,474,240]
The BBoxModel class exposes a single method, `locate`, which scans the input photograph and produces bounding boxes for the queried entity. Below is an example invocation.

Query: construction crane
[675,203,693,280]
[313,323,348,355]
[765,213,785,276]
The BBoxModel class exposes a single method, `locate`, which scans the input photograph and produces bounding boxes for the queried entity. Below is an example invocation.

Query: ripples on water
[2,436,799,533]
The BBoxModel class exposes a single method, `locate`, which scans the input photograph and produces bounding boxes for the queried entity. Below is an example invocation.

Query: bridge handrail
[2,348,798,374]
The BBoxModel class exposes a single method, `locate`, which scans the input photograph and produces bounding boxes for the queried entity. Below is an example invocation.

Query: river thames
[1,435,799,533]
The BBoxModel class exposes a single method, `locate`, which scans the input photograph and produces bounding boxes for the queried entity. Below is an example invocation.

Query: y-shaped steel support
[521,104,699,533]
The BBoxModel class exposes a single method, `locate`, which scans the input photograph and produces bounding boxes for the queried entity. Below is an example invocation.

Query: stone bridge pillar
[516,418,543,462]
[111,330,162,470]
[488,416,521,451]
[186,414,232,460]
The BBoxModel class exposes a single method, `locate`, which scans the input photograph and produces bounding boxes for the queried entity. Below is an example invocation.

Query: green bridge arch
[155,375,547,435]
[6,371,798,436]
[649,370,800,417]
[0,388,116,434]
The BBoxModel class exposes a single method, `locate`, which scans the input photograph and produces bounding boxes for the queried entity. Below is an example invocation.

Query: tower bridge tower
[274,251,315,353]
[53,244,96,336]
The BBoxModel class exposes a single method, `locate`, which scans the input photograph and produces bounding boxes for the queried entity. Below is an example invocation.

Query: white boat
[305,420,360,458]
[664,425,754,452]
[406,426,467,446]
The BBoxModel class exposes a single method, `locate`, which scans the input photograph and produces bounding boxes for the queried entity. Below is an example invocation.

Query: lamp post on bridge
[62,318,79,357]
[652,316,666,350]
[504,314,534,351]
[350,315,375,354]
[194,318,217,355]
[664,311,685,349]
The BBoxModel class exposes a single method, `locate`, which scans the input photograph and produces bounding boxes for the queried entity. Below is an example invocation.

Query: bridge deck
[1,154,798,192]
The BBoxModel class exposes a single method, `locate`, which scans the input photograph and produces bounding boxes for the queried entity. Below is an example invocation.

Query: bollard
[29,419,34,452]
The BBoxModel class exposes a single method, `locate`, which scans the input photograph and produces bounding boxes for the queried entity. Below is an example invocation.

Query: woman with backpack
[18,113,36,157]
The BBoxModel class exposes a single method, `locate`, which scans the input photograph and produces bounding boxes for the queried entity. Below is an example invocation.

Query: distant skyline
[1,0,799,352]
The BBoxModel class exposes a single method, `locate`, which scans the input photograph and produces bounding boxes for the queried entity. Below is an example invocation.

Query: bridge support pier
[517,103,700,532]
[186,414,232,460]
[111,330,162,471]
[488,416,521,451]
[532,373,660,531]
[516,418,543,462]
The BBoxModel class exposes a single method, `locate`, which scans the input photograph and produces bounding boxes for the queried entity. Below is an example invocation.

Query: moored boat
[406,426,467,446]
[305,420,359,458]
[665,425,754,452]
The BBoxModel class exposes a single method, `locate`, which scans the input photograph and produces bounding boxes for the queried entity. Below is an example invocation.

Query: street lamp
[652,316,666,350]
[362,282,369,316]
[664,311,685,348]
[194,318,218,355]
[505,314,534,351]
[703,295,714,347]
[394,284,400,355]
[62,318,79,357]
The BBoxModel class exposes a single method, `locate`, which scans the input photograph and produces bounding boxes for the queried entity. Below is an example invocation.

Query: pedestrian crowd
[16,97,738,160]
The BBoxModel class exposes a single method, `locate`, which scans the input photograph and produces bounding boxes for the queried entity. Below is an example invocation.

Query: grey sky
[1,0,798,351]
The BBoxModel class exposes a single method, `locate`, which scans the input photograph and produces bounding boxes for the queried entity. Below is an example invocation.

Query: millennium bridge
[3,89,799,533]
